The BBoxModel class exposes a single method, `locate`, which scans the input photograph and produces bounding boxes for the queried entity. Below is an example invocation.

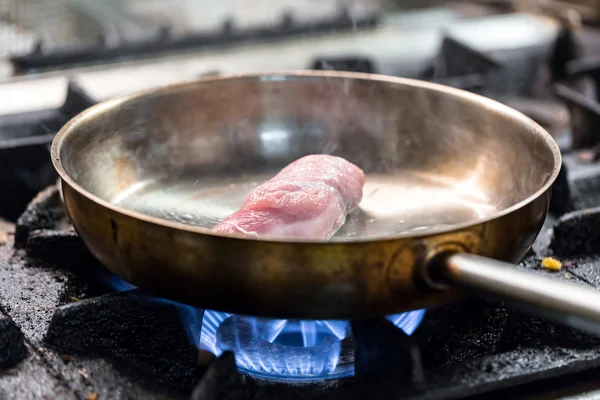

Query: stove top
[2,172,600,400]
[3,2,600,399]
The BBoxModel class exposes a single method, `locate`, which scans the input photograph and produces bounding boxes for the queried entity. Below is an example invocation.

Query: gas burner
[51,239,427,384]
[199,309,425,382]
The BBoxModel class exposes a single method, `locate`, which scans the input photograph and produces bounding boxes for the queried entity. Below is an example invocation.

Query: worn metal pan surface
[51,71,600,334]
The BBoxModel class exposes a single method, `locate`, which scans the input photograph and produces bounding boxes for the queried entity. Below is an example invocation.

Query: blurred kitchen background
[0,0,593,104]
[0,0,581,97]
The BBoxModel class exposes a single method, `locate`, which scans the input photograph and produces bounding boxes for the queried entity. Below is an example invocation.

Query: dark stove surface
[0,164,599,400]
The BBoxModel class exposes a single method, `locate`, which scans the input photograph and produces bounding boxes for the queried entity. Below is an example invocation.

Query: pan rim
[51,70,562,245]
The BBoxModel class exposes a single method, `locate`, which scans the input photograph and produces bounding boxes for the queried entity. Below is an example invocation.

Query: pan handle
[428,252,600,335]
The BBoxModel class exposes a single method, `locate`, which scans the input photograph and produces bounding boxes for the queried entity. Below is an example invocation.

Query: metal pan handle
[429,253,600,335]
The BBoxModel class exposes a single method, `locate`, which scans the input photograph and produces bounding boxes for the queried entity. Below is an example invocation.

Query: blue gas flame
[199,309,425,381]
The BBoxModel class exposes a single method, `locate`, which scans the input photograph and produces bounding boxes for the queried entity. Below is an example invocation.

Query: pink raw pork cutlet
[213,155,365,240]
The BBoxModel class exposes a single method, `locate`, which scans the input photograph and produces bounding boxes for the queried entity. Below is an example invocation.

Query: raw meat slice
[213,155,365,239]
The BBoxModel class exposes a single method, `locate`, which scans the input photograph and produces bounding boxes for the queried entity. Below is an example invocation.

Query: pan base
[112,171,498,240]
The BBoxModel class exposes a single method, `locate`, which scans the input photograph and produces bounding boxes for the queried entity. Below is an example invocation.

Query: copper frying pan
[51,71,600,334]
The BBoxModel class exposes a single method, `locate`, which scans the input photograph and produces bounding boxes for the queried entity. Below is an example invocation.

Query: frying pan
[51,71,600,334]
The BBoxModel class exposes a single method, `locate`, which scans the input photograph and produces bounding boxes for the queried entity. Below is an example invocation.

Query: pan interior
[56,73,558,241]
[113,171,498,240]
